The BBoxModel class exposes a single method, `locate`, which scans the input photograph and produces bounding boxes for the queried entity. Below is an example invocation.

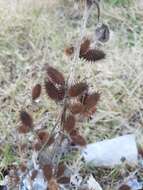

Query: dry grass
[0,0,143,189]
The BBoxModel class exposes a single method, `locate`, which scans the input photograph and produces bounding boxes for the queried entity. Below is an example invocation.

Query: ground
[0,0,143,189]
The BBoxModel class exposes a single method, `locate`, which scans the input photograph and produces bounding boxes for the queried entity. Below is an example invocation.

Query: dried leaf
[20,111,33,128]
[57,176,70,184]
[68,82,88,97]
[70,134,86,146]
[118,184,131,190]
[48,178,59,190]
[46,66,65,85]
[32,84,41,100]
[80,49,105,62]
[38,131,49,144]
[63,115,76,133]
[84,92,100,109]
[64,46,74,56]
[45,81,65,101]
[80,38,91,56]
[56,163,65,178]
[69,102,84,114]
[43,164,53,181]
[31,170,38,180]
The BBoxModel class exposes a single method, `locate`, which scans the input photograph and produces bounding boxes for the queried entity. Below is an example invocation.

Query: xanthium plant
[14,65,101,189]
[3,0,110,189]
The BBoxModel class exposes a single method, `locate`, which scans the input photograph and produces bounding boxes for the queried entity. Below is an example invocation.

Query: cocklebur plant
[4,0,109,189]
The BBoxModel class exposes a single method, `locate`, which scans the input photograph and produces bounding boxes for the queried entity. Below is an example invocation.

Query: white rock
[82,135,138,167]
[87,175,102,190]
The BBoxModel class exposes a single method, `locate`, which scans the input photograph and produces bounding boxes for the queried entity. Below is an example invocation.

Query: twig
[69,1,92,85]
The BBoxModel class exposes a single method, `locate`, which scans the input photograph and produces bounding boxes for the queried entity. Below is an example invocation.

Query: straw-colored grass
[0,0,143,189]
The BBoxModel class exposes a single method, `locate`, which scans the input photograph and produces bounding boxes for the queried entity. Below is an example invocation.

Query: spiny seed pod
[69,102,84,114]
[56,163,65,178]
[80,38,91,56]
[32,84,41,100]
[45,80,65,101]
[18,125,30,134]
[48,178,59,190]
[43,164,53,181]
[68,82,88,97]
[47,136,55,146]
[80,49,105,62]
[19,163,27,173]
[31,170,38,180]
[37,131,49,144]
[46,66,65,85]
[63,115,76,133]
[33,142,42,151]
[64,46,74,56]
[70,134,86,146]
[20,111,33,128]
[118,184,131,190]
[83,92,100,109]
[57,176,70,184]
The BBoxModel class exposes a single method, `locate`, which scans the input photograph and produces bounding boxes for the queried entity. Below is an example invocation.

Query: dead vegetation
[0,0,143,189]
